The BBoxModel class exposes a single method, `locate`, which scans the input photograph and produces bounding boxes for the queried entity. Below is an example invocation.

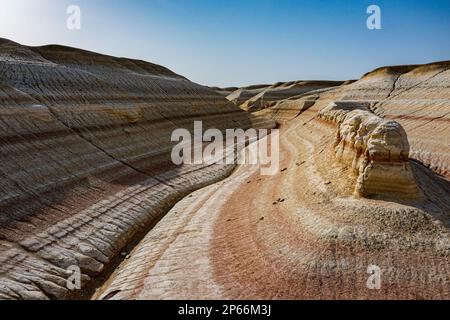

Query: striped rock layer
[319,102,421,198]
[96,105,450,300]
[256,61,450,179]
[95,62,449,301]
[231,80,345,112]
[0,38,273,299]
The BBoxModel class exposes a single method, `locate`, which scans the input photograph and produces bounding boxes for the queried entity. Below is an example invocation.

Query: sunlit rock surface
[96,61,450,300]
[319,102,421,198]
[0,38,274,299]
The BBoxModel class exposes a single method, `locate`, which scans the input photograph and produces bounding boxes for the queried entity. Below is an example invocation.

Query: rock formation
[319,102,421,198]
[234,80,346,112]
[255,62,450,179]
[1,38,449,300]
[96,99,450,300]
[226,84,271,106]
[95,61,450,301]
[209,86,239,97]
[0,38,274,299]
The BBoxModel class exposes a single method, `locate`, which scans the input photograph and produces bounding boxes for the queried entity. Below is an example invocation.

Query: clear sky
[1,0,449,87]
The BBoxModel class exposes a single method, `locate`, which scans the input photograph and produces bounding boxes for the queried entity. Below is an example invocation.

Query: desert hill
[0,38,274,299]
[96,61,450,300]
[0,38,448,300]
[227,80,347,112]
[256,61,450,178]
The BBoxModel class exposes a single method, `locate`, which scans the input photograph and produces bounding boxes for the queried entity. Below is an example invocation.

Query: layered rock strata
[255,61,450,178]
[94,62,450,300]
[226,84,271,106]
[319,102,421,198]
[0,38,274,299]
[238,80,345,112]
[96,109,450,300]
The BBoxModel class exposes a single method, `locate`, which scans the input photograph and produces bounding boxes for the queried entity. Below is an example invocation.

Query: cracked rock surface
[96,62,450,300]
[0,38,273,299]
[1,38,448,300]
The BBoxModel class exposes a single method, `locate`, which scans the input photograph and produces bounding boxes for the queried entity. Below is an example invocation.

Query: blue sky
[1,0,449,86]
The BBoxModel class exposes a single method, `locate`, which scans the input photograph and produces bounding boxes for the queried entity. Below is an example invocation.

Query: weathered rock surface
[341,63,450,177]
[256,61,450,178]
[95,61,450,300]
[237,80,346,112]
[1,37,449,300]
[226,84,271,106]
[0,38,274,299]
[319,102,421,198]
[209,86,239,97]
[96,109,450,300]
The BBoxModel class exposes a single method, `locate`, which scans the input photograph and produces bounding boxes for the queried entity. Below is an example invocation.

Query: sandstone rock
[259,61,450,178]
[340,62,450,177]
[0,38,274,299]
[319,103,421,198]
[239,80,345,112]
[95,103,450,300]
[226,84,271,106]
[209,86,239,97]
[2,37,449,300]
[94,62,450,301]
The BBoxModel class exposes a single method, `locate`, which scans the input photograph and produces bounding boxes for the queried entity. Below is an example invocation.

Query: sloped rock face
[0,38,274,299]
[319,103,420,198]
[239,80,345,112]
[94,61,450,301]
[209,86,239,97]
[226,84,270,106]
[96,100,450,300]
[341,63,450,178]
[257,61,450,179]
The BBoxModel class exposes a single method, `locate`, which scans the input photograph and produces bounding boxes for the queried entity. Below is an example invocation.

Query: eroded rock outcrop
[238,80,345,112]
[2,37,449,300]
[319,102,421,198]
[96,100,450,300]
[94,61,449,301]
[341,62,450,177]
[0,38,274,299]
[257,61,450,178]
[226,84,271,106]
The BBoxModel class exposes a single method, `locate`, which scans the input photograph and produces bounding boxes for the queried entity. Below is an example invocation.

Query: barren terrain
[0,38,449,300]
